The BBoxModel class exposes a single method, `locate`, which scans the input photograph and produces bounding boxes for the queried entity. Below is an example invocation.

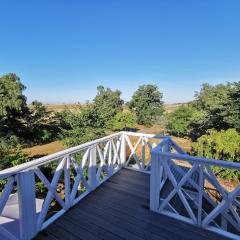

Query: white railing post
[150,152,162,212]
[121,132,126,166]
[17,170,37,240]
[64,155,71,209]
[162,138,171,180]
[197,164,204,227]
[88,145,97,191]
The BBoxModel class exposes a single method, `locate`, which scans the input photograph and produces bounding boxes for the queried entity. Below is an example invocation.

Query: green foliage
[23,101,60,145]
[0,73,27,117]
[192,129,240,180]
[93,86,124,128]
[107,111,137,131]
[166,105,195,136]
[59,106,105,147]
[0,73,28,138]
[0,136,29,171]
[129,84,164,126]
[192,82,240,135]
[223,82,240,131]
[59,86,124,147]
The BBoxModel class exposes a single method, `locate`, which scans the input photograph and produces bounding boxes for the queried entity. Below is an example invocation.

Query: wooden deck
[35,169,229,240]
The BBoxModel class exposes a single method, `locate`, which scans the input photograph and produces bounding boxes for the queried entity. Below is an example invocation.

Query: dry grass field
[23,141,66,158]
[43,103,183,113]
[44,104,83,112]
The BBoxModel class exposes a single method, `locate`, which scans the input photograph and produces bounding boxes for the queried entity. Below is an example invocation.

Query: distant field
[44,103,183,113]
[164,103,185,113]
[44,104,84,112]
[23,141,66,158]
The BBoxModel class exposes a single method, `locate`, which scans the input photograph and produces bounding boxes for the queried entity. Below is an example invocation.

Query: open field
[44,104,83,112]
[43,103,182,113]
[164,103,184,113]
[23,141,66,158]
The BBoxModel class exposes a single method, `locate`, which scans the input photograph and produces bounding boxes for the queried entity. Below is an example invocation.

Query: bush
[107,112,137,131]
[59,107,105,148]
[0,136,29,170]
[129,84,164,126]
[166,105,195,137]
[192,129,240,180]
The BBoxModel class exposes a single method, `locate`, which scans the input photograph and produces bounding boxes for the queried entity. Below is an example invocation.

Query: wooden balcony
[36,169,226,240]
[0,131,239,240]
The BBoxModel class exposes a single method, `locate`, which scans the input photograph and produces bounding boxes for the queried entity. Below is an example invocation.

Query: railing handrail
[153,150,240,170]
[0,131,166,180]
[0,131,124,179]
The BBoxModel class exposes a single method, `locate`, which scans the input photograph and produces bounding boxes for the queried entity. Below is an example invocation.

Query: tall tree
[223,82,240,131]
[0,73,28,137]
[192,82,240,134]
[129,84,164,126]
[93,86,124,128]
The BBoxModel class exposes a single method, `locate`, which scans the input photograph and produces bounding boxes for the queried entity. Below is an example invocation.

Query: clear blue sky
[1,0,240,104]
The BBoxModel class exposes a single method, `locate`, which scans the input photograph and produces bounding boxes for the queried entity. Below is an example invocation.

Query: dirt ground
[23,141,66,158]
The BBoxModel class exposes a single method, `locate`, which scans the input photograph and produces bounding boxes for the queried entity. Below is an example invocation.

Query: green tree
[167,105,195,137]
[193,83,232,131]
[24,101,60,144]
[93,86,124,128]
[107,111,137,131]
[192,129,240,180]
[223,82,240,131]
[59,86,124,147]
[0,136,28,171]
[0,73,28,138]
[59,105,105,147]
[129,84,164,126]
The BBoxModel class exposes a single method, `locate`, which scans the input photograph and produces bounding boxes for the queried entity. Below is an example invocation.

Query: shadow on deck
[35,169,229,240]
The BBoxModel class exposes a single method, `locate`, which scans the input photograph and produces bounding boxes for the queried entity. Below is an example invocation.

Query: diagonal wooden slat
[36,157,66,230]
[0,177,14,215]
[125,135,142,169]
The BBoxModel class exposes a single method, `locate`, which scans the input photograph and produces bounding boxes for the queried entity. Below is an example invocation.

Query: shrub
[107,111,137,131]
[192,129,240,180]
[0,136,29,171]
[166,105,195,137]
[128,84,164,126]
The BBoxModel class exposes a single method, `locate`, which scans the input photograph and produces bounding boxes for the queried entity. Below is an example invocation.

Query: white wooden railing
[0,131,165,240]
[150,138,240,240]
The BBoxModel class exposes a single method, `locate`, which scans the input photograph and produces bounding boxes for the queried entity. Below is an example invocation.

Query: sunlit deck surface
[35,169,229,240]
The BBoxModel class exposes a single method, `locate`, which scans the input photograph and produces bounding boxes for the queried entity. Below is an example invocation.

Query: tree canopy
[129,84,164,126]
[167,81,240,138]
[93,86,124,128]
[192,129,240,180]
[0,73,27,117]
[166,105,196,137]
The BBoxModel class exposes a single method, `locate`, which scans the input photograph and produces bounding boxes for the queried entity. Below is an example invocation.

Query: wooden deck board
[35,169,230,240]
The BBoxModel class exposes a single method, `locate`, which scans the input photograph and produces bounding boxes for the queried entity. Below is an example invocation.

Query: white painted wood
[88,145,97,191]
[64,155,71,209]
[0,132,124,180]
[141,137,145,169]
[150,153,162,212]
[107,140,113,176]
[0,131,239,239]
[120,133,126,166]
[17,170,37,240]
[0,177,14,215]
[37,158,66,230]
[197,164,203,227]
[125,135,142,169]
[155,151,240,170]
